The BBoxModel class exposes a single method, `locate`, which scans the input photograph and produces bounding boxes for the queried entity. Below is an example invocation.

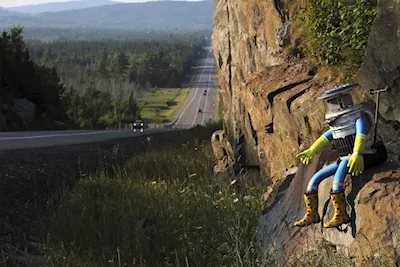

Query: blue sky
[1,0,200,8]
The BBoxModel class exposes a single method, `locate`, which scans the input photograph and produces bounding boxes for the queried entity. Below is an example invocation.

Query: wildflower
[244,195,254,201]
[233,198,239,203]
[215,197,224,205]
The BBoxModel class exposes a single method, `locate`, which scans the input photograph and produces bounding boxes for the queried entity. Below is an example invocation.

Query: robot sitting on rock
[294,83,388,228]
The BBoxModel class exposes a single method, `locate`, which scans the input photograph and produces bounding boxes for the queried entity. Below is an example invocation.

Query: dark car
[198,109,202,113]
[133,120,147,131]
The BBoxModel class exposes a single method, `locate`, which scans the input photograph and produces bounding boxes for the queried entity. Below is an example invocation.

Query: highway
[172,46,217,129]
[0,47,218,151]
[0,129,167,151]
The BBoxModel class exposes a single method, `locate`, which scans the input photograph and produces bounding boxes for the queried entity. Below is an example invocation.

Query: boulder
[256,151,400,266]
[211,130,235,174]
[358,0,400,157]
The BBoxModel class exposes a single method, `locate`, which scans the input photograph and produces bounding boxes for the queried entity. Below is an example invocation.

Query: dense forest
[0,27,66,130]
[0,27,212,42]
[27,33,206,92]
[0,27,207,130]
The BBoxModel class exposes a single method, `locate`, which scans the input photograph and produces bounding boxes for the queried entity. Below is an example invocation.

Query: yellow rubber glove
[296,135,330,165]
[347,133,367,176]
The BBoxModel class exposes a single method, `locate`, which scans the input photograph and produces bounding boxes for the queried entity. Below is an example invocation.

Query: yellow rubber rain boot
[323,191,351,228]
[294,193,320,227]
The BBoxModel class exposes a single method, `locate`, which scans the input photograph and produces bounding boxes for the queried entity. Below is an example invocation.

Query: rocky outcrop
[256,152,400,266]
[212,0,400,265]
[0,99,37,131]
[358,0,400,158]
[211,129,235,174]
[212,0,340,184]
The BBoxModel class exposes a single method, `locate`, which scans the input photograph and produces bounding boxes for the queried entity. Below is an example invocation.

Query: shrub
[299,0,377,81]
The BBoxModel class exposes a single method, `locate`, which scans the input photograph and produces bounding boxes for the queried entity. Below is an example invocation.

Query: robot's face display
[325,93,353,113]
[323,90,361,115]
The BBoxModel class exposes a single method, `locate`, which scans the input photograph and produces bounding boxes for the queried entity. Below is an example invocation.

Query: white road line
[191,55,212,127]
[201,57,213,125]
[0,131,129,140]
[174,50,211,128]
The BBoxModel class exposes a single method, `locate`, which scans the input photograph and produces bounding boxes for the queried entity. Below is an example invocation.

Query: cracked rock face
[211,0,339,184]
[358,0,400,122]
[257,152,400,266]
[212,0,400,265]
[358,0,400,156]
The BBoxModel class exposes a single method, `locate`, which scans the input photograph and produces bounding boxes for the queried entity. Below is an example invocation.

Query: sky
[0,0,200,8]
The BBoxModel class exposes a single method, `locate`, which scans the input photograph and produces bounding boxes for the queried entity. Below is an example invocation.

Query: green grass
[138,88,191,123]
[41,125,266,267]
[215,86,223,122]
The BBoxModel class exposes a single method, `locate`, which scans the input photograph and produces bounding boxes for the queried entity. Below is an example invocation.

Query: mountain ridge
[6,0,119,14]
[0,1,215,30]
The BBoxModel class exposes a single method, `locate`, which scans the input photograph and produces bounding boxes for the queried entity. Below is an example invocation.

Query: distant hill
[0,7,27,17]
[0,1,214,30]
[6,0,118,14]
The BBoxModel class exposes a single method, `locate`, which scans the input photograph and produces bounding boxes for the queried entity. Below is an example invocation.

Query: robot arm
[347,116,369,176]
[296,130,333,165]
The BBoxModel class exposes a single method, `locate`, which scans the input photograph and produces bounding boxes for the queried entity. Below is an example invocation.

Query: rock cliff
[358,0,400,159]
[212,0,400,264]
[212,0,341,185]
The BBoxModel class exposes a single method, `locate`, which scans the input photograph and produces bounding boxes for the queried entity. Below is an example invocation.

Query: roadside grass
[138,88,191,123]
[42,123,266,267]
[215,86,223,122]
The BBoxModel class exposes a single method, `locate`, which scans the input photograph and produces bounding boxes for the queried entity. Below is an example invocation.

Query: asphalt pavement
[172,47,217,129]
[0,129,168,151]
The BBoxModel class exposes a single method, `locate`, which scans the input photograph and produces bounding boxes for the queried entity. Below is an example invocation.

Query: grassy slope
[138,88,191,124]
[42,124,266,266]
[138,51,211,124]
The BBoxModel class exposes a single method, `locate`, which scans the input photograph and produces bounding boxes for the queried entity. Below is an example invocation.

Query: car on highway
[133,120,147,132]
[198,109,202,113]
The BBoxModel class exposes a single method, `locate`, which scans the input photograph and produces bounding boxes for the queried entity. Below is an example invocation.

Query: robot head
[317,83,362,119]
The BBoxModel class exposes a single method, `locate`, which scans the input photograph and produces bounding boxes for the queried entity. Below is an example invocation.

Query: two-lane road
[172,47,217,129]
[0,129,167,151]
[0,46,217,151]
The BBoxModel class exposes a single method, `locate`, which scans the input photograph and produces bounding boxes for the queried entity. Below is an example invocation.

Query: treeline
[0,27,206,131]
[2,27,212,42]
[0,26,66,130]
[27,33,206,93]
